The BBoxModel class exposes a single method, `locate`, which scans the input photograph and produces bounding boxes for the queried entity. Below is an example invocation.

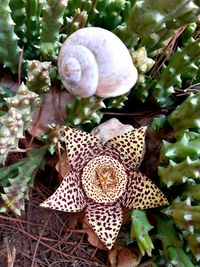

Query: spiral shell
[58,27,138,98]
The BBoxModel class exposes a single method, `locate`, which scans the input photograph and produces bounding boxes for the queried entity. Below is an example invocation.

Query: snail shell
[58,27,138,98]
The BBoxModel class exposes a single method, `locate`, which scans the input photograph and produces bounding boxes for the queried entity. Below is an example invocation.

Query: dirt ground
[0,175,109,267]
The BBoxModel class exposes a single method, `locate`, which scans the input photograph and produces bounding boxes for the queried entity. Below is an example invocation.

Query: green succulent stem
[0,0,21,73]
[0,83,39,164]
[105,95,128,109]
[160,134,200,163]
[24,0,42,47]
[158,157,200,187]
[66,96,105,126]
[26,60,51,94]
[9,0,26,45]
[40,0,67,59]
[0,146,48,215]
[183,230,200,261]
[168,92,200,132]
[163,198,200,233]
[183,183,200,202]
[0,159,25,186]
[66,9,88,35]
[156,215,195,267]
[131,210,154,257]
[115,0,199,51]
[152,38,200,107]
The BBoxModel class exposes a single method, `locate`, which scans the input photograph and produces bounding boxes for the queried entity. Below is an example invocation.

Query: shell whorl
[59,44,98,97]
[58,27,138,98]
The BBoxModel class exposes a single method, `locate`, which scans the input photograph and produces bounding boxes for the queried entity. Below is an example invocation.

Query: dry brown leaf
[4,237,16,267]
[28,87,75,136]
[109,245,141,267]
[82,217,107,250]
[67,211,85,230]
[55,151,71,178]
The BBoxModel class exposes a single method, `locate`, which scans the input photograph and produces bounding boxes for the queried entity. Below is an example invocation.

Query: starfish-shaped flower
[40,126,168,249]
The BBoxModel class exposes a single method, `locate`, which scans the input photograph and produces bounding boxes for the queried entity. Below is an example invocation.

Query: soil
[0,169,109,267]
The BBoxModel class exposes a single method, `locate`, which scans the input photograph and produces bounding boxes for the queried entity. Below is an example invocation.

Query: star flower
[40,126,168,249]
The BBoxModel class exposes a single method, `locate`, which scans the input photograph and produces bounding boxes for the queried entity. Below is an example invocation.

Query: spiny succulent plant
[164,197,200,234]
[26,60,51,94]
[0,0,21,73]
[156,214,195,267]
[65,9,88,35]
[105,95,128,109]
[157,91,200,263]
[183,183,200,202]
[130,46,155,102]
[9,0,26,46]
[159,157,200,187]
[40,126,168,249]
[112,0,200,107]
[183,230,200,261]
[66,96,105,126]
[131,210,154,257]
[40,0,67,59]
[0,83,39,164]
[160,132,200,164]
[115,0,199,51]
[25,0,42,48]
[152,38,200,107]
[0,146,47,215]
[168,91,200,132]
[66,94,128,126]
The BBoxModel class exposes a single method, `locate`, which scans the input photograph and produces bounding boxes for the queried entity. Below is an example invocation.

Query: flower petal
[40,171,86,212]
[61,127,104,171]
[86,202,123,249]
[104,127,147,170]
[121,171,169,209]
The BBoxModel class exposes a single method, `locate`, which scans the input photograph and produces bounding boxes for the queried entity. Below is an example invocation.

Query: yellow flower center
[81,156,127,203]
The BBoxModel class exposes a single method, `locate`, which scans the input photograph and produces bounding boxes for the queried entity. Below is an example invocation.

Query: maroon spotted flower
[40,127,168,249]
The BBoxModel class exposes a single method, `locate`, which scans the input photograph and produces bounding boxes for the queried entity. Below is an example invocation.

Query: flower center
[81,156,127,203]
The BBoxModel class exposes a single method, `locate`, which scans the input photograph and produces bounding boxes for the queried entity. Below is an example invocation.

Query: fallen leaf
[28,87,75,136]
[82,217,107,250]
[55,151,71,178]
[68,211,85,230]
[109,245,141,267]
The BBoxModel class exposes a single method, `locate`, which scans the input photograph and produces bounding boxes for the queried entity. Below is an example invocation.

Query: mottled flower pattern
[40,126,168,249]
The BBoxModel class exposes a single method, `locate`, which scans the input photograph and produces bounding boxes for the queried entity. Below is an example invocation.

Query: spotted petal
[104,127,147,170]
[121,171,169,209]
[61,127,104,171]
[86,202,123,249]
[40,171,86,212]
